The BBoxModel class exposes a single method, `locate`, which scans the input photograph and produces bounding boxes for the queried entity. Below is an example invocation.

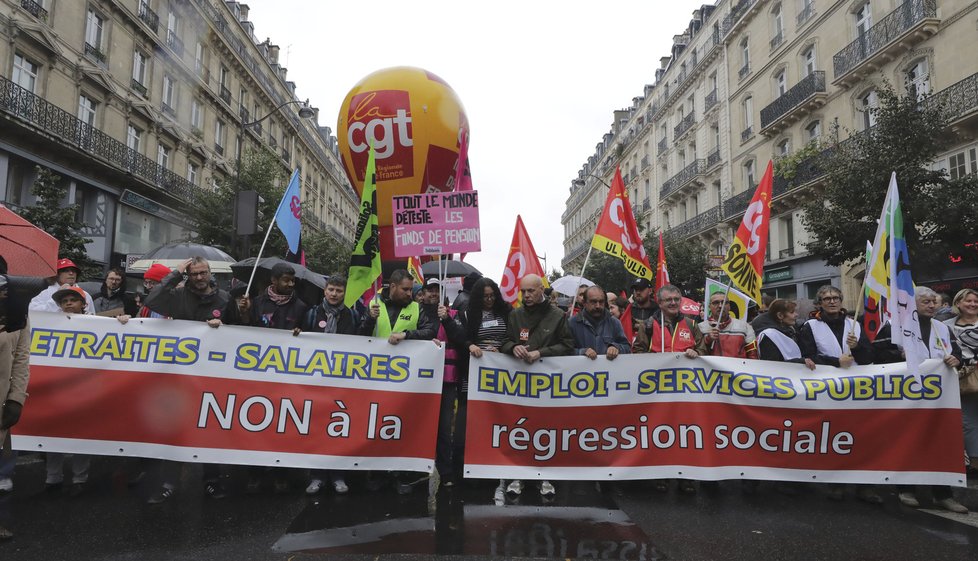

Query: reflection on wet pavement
[275,479,664,559]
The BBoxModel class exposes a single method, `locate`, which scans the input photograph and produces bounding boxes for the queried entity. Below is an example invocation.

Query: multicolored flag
[882,173,924,376]
[705,278,752,321]
[344,143,382,308]
[655,232,669,290]
[407,255,425,285]
[591,167,653,281]
[720,160,773,303]
[274,169,302,255]
[861,241,884,342]
[499,215,548,306]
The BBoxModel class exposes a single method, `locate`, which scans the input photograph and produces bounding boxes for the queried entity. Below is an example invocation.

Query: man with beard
[93,267,131,316]
[570,286,630,360]
[142,257,232,503]
[500,273,574,497]
[628,278,659,336]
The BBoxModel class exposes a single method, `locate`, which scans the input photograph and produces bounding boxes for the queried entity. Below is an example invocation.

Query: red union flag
[499,215,548,306]
[720,160,773,303]
[591,168,652,281]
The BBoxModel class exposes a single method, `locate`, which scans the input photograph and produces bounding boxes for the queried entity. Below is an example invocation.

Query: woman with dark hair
[757,299,815,368]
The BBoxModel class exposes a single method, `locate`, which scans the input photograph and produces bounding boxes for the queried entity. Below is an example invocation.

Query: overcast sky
[243,0,708,279]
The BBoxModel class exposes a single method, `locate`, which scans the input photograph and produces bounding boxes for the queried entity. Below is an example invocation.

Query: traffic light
[234,190,259,236]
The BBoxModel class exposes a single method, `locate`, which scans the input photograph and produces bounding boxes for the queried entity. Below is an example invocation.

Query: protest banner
[465,351,964,486]
[16,312,445,472]
[391,191,481,257]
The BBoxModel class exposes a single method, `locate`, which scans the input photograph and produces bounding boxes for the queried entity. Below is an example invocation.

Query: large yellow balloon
[338,67,468,235]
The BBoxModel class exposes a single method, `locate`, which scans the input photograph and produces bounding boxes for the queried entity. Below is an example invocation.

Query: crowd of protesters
[2,255,976,540]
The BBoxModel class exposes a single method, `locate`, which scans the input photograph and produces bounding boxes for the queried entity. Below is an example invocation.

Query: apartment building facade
[563,0,978,303]
[0,0,357,271]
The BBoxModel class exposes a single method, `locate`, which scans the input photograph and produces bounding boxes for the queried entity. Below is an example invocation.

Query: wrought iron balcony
[669,206,720,240]
[219,85,231,104]
[660,159,704,199]
[741,126,753,142]
[674,112,696,140]
[20,0,47,20]
[657,136,668,155]
[770,32,784,51]
[282,148,291,162]
[722,0,757,38]
[724,151,830,220]
[166,30,184,55]
[926,71,978,125]
[833,0,938,85]
[84,43,106,64]
[130,79,147,97]
[706,147,721,169]
[797,3,815,27]
[214,143,224,156]
[760,71,827,133]
[239,106,250,122]
[0,74,199,204]
[738,63,750,80]
[705,89,718,112]
[641,156,650,171]
[161,101,175,117]
[138,1,159,32]
[642,198,651,211]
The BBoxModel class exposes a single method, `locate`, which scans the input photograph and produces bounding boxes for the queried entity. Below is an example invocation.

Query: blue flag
[274,169,301,254]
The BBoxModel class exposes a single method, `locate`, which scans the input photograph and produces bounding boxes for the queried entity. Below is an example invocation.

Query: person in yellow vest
[359,269,437,494]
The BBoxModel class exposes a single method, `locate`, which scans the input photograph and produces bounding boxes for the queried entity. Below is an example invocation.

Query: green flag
[345,143,382,308]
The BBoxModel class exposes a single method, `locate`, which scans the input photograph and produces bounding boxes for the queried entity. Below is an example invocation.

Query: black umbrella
[231,257,325,307]
[420,259,481,278]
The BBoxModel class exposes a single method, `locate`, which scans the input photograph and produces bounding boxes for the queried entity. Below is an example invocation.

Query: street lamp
[234,99,315,257]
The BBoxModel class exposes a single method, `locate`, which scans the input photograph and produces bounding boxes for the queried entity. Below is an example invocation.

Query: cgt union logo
[346,90,414,180]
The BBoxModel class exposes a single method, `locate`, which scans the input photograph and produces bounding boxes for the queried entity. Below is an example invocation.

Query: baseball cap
[424,277,440,289]
[631,278,653,290]
[143,263,172,282]
[57,258,80,272]
[52,285,88,304]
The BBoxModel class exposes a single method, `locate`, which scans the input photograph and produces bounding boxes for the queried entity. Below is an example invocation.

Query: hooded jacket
[143,270,231,322]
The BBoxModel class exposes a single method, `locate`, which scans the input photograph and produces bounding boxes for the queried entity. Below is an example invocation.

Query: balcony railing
[738,63,750,80]
[674,112,696,140]
[722,0,757,38]
[84,43,106,64]
[219,85,231,104]
[166,30,184,55]
[770,32,784,51]
[20,0,47,20]
[760,71,826,130]
[926,71,978,123]
[660,159,704,198]
[706,147,721,169]
[137,1,159,32]
[130,79,147,97]
[797,3,815,27]
[657,136,668,155]
[723,151,830,219]
[741,126,753,142]
[161,101,175,117]
[0,74,198,204]
[641,156,650,171]
[239,107,250,122]
[642,198,651,211]
[282,148,291,162]
[833,0,937,81]
[669,206,720,240]
[214,144,224,156]
[704,88,718,112]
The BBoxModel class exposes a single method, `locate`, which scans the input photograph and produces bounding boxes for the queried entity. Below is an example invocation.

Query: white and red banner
[16,312,445,472]
[465,352,965,486]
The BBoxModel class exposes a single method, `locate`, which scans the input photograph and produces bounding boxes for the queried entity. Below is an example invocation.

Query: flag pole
[246,212,278,297]
[852,245,874,338]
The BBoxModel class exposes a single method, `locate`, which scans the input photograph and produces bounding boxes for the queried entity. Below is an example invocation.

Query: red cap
[144,263,172,282]
[57,258,80,272]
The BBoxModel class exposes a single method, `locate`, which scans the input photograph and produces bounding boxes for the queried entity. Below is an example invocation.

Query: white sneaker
[305,479,323,495]
[540,480,556,496]
[506,479,524,495]
[0,477,12,492]
[898,492,919,507]
[936,497,969,514]
[332,478,349,494]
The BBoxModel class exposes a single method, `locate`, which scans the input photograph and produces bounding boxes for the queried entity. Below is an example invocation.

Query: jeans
[962,393,978,459]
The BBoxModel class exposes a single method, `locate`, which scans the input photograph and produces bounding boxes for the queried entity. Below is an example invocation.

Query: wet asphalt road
[1,454,977,560]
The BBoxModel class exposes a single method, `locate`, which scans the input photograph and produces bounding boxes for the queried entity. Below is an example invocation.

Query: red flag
[620,303,634,343]
[720,160,773,303]
[656,232,669,290]
[499,215,548,306]
[591,167,653,280]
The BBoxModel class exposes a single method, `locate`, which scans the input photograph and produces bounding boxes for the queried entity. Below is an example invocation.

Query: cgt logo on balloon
[345,90,414,181]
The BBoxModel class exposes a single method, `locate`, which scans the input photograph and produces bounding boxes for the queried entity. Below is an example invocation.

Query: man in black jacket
[142,257,232,503]
[244,263,308,330]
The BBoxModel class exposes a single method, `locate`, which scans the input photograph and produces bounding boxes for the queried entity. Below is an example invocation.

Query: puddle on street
[274,479,665,559]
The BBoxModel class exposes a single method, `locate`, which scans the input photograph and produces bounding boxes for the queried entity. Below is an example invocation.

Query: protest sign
[465,352,964,486]
[391,191,481,257]
[16,312,445,472]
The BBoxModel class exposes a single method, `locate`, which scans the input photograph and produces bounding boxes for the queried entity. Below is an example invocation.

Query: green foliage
[19,166,98,278]
[303,229,352,277]
[547,268,563,284]
[773,139,821,181]
[583,250,630,294]
[801,82,978,276]
[651,232,709,297]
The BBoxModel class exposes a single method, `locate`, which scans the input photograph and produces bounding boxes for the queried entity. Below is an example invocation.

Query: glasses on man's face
[660,297,681,304]
[710,301,725,307]
[821,296,841,303]
[187,270,209,278]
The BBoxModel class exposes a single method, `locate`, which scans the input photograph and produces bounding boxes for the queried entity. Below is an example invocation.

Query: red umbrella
[0,204,59,277]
